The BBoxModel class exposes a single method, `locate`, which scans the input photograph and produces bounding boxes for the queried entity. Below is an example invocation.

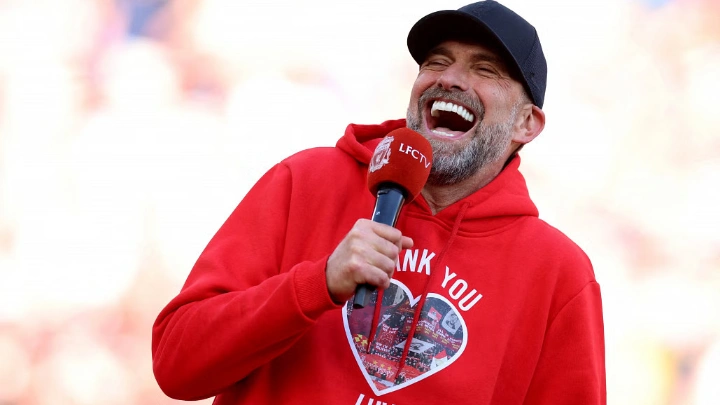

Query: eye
[422,57,450,69]
[473,64,497,74]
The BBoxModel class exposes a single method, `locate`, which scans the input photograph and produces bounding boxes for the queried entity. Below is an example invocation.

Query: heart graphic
[342,280,468,396]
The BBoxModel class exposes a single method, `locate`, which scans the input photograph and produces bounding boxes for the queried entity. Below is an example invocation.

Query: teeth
[430,100,475,123]
[431,129,454,137]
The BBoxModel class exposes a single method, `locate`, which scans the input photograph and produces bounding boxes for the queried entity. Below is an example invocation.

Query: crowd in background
[0,0,718,404]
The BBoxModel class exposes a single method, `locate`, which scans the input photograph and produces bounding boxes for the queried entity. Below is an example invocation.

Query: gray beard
[407,89,517,186]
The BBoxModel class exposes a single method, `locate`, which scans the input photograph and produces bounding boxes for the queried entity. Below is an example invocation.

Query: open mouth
[427,100,476,138]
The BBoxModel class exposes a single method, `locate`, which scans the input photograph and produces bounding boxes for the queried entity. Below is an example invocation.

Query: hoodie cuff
[293,256,343,319]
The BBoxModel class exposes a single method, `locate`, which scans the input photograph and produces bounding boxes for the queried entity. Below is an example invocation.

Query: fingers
[366,222,414,260]
[400,235,414,250]
[325,219,412,304]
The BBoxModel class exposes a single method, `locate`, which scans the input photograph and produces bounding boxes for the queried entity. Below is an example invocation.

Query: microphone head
[367,128,433,201]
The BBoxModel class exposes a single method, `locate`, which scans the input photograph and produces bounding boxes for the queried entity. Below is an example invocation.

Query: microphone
[353,128,433,308]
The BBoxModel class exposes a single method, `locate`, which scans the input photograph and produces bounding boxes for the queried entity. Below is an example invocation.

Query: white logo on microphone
[369,136,393,173]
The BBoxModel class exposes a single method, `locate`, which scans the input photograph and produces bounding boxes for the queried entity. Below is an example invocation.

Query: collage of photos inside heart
[345,282,466,391]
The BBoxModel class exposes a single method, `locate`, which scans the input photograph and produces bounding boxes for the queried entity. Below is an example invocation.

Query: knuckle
[347,257,364,273]
[347,227,362,240]
[349,243,366,258]
[380,257,395,273]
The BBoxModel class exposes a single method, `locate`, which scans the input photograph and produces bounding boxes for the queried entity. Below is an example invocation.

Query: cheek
[411,73,437,97]
[408,86,426,112]
[473,87,514,120]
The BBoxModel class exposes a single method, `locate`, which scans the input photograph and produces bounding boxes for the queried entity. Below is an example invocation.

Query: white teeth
[430,100,474,123]
[431,129,454,137]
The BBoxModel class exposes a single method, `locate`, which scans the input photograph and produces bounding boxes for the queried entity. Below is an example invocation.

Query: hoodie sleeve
[151,162,341,401]
[523,281,607,405]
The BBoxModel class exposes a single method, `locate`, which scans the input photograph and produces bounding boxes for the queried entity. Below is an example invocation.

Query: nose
[436,64,469,92]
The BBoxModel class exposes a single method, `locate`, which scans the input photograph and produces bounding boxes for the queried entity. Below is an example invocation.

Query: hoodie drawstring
[365,289,385,351]
[395,202,469,382]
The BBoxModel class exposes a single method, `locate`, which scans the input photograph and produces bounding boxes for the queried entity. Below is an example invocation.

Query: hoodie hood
[336,119,539,232]
[335,119,407,165]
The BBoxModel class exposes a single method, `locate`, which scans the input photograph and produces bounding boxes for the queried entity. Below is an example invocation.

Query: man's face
[406,40,526,185]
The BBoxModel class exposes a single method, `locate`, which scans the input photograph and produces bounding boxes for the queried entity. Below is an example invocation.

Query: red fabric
[151,119,606,404]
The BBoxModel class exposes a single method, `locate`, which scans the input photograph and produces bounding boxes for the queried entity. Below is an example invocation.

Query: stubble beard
[406,88,518,186]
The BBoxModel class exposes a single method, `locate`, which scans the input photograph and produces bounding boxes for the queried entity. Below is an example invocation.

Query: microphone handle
[352,185,406,308]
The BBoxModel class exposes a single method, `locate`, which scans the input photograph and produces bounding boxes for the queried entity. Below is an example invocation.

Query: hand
[326,219,413,304]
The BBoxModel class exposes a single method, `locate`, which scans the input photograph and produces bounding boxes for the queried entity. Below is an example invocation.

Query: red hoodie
[152,119,606,405]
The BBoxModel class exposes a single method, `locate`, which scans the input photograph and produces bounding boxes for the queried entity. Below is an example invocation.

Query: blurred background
[0,0,718,403]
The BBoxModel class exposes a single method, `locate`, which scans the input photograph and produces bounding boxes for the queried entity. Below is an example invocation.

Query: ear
[512,104,545,145]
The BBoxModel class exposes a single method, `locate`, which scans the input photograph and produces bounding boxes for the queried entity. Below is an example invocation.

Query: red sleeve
[151,163,341,400]
[523,282,606,405]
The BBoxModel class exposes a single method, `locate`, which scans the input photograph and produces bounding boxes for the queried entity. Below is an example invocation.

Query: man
[152,1,606,404]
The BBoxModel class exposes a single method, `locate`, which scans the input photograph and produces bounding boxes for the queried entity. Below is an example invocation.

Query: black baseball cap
[407,0,547,108]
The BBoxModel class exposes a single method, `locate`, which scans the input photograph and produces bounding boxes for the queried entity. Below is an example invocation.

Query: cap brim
[407,10,523,81]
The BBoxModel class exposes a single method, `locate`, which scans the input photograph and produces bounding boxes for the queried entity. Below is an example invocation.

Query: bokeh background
[0,0,718,404]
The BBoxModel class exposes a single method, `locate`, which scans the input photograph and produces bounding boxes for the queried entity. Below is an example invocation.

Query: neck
[421,160,505,215]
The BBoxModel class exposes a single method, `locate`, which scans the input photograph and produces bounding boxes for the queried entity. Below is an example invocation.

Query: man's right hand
[325,219,413,304]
